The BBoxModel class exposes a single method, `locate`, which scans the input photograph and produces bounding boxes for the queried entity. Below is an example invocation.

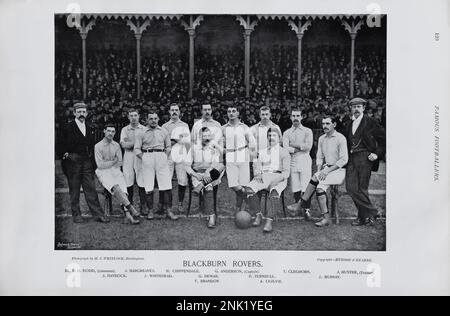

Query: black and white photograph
[54,13,387,251]
[1,0,449,297]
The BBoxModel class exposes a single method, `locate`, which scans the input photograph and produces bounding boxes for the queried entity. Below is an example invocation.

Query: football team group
[60,97,384,233]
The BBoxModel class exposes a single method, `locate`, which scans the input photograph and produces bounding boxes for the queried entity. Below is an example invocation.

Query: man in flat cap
[345,98,385,226]
[61,102,110,223]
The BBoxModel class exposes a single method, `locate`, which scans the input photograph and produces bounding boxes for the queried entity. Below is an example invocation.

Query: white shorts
[290,157,312,193]
[315,168,346,191]
[168,158,188,186]
[141,152,172,192]
[290,169,312,193]
[244,173,288,197]
[95,167,127,194]
[226,162,250,188]
[122,150,144,187]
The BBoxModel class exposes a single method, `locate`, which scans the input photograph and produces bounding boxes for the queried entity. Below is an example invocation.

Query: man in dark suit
[61,103,110,224]
[345,98,385,226]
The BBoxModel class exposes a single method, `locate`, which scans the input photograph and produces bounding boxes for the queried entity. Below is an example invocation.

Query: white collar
[268,144,281,151]
[226,120,242,127]
[128,123,144,130]
[352,114,363,124]
[258,121,273,128]
[325,130,337,138]
[102,138,114,145]
[75,118,85,126]
[145,126,161,132]
[292,124,304,130]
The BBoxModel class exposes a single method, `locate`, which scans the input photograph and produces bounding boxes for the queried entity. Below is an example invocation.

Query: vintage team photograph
[54,13,386,251]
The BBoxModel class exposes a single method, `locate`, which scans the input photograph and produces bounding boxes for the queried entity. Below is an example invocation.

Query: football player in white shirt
[120,109,146,215]
[162,103,191,214]
[191,104,223,149]
[222,106,256,213]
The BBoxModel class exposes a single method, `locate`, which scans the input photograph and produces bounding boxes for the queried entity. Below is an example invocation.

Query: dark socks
[158,191,165,211]
[301,180,319,208]
[138,187,146,208]
[164,190,173,210]
[294,191,302,203]
[316,191,328,215]
[236,190,245,209]
[247,194,260,216]
[127,186,134,205]
[145,192,154,210]
[178,185,187,204]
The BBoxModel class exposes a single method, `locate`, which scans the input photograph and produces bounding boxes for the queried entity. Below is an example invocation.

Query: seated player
[242,128,291,233]
[94,123,140,225]
[297,114,349,227]
[185,127,225,229]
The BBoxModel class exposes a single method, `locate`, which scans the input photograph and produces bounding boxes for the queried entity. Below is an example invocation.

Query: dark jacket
[60,120,97,159]
[345,115,386,172]
[336,115,351,135]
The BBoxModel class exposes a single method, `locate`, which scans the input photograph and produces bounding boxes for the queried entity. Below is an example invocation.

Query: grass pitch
[55,160,386,251]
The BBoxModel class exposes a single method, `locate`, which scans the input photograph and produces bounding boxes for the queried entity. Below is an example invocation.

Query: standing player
[120,109,146,216]
[222,106,256,213]
[134,112,178,221]
[297,114,348,227]
[243,128,291,233]
[249,106,282,155]
[191,104,223,150]
[283,108,313,219]
[162,103,191,214]
[95,124,140,225]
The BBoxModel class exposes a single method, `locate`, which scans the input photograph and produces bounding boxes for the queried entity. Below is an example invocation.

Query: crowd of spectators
[55,44,386,138]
